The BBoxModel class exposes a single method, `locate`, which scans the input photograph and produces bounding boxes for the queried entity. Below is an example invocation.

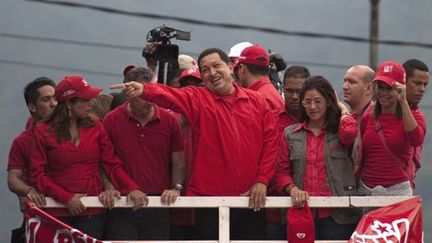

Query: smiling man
[114,48,279,240]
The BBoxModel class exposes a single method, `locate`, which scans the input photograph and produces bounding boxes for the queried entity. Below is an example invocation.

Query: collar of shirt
[247,76,272,91]
[293,121,327,134]
[211,83,249,102]
[279,110,298,123]
[123,101,161,124]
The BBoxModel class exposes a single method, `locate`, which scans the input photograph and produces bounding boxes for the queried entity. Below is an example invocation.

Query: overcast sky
[1,0,431,240]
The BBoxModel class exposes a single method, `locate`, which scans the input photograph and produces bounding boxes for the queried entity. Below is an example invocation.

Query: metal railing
[43,196,415,243]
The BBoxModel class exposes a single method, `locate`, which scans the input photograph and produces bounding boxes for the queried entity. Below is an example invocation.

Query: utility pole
[370,0,380,70]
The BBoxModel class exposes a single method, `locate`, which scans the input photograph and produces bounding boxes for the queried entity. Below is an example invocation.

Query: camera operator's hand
[110,82,144,99]
[143,43,158,73]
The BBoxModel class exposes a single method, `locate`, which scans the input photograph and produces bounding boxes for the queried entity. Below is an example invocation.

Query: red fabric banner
[24,202,104,243]
[349,197,423,243]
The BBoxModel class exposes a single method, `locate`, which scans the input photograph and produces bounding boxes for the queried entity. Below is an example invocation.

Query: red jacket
[141,83,279,196]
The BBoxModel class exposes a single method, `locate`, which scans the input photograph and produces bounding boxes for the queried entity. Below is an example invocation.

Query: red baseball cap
[235,44,270,67]
[286,202,315,243]
[178,67,202,86]
[55,75,102,102]
[373,61,406,86]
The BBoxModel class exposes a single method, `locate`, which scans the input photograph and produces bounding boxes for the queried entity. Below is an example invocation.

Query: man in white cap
[228,41,253,64]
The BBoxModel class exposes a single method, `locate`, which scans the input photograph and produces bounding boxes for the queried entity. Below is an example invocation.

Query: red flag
[349,197,423,243]
[24,202,104,243]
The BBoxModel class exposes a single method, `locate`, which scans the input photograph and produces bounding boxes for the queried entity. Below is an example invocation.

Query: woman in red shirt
[358,61,425,196]
[30,75,147,238]
[274,76,360,240]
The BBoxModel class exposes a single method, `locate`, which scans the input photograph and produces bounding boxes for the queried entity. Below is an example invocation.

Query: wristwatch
[173,183,184,191]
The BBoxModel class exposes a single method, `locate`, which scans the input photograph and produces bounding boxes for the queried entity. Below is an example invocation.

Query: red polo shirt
[141,83,279,196]
[275,116,357,219]
[360,109,426,188]
[248,77,284,115]
[30,118,139,217]
[103,103,183,194]
[8,127,34,185]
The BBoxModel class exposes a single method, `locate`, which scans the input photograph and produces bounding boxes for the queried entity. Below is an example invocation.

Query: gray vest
[284,124,361,225]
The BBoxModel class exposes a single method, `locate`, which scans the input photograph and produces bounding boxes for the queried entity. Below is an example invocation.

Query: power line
[0,59,122,77]
[0,33,200,57]
[0,33,352,70]
[24,0,432,49]
[0,33,140,51]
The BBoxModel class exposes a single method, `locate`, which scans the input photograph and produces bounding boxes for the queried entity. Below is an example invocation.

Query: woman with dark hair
[358,61,426,196]
[30,75,147,238]
[274,75,361,240]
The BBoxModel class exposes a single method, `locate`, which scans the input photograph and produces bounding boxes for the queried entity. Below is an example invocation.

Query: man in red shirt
[8,77,57,206]
[266,66,310,240]
[235,44,284,115]
[7,77,57,240]
[113,48,279,240]
[342,65,375,121]
[403,59,429,188]
[104,66,186,240]
[279,65,311,132]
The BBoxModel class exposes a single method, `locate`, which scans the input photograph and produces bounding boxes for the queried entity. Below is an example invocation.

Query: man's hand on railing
[98,189,121,209]
[161,189,180,206]
[241,182,267,212]
[290,186,309,207]
[66,193,86,216]
[127,189,148,211]
[26,187,47,208]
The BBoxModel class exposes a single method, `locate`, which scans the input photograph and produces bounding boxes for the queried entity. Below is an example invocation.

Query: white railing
[43,196,415,243]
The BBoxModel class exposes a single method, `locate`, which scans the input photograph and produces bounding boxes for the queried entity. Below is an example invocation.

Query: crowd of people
[7,42,429,241]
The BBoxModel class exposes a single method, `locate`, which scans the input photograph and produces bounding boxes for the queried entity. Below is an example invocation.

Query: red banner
[24,202,104,243]
[349,197,423,243]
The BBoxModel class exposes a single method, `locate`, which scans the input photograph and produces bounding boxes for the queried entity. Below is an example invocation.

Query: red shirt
[8,127,34,185]
[278,111,298,134]
[103,103,183,194]
[275,116,358,219]
[30,118,139,217]
[360,109,426,188]
[248,77,284,116]
[409,105,426,174]
[266,110,299,224]
[141,83,279,196]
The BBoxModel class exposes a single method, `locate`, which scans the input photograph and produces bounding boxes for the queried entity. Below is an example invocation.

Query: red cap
[178,67,202,85]
[373,61,406,86]
[123,65,136,77]
[55,75,102,102]
[235,45,269,67]
[286,202,315,242]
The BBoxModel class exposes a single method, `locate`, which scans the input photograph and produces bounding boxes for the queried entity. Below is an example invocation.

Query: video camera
[268,52,287,92]
[143,26,191,62]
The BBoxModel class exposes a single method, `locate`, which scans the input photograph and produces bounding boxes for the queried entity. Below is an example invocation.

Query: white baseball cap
[228,42,253,58]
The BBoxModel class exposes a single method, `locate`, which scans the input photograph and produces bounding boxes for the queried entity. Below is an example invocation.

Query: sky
[1,0,431,240]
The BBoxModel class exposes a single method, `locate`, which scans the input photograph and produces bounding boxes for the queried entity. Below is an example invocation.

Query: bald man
[342,65,375,120]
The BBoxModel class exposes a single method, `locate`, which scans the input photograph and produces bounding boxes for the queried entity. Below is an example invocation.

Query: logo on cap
[296,233,306,239]
[62,89,76,97]
[383,65,394,73]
